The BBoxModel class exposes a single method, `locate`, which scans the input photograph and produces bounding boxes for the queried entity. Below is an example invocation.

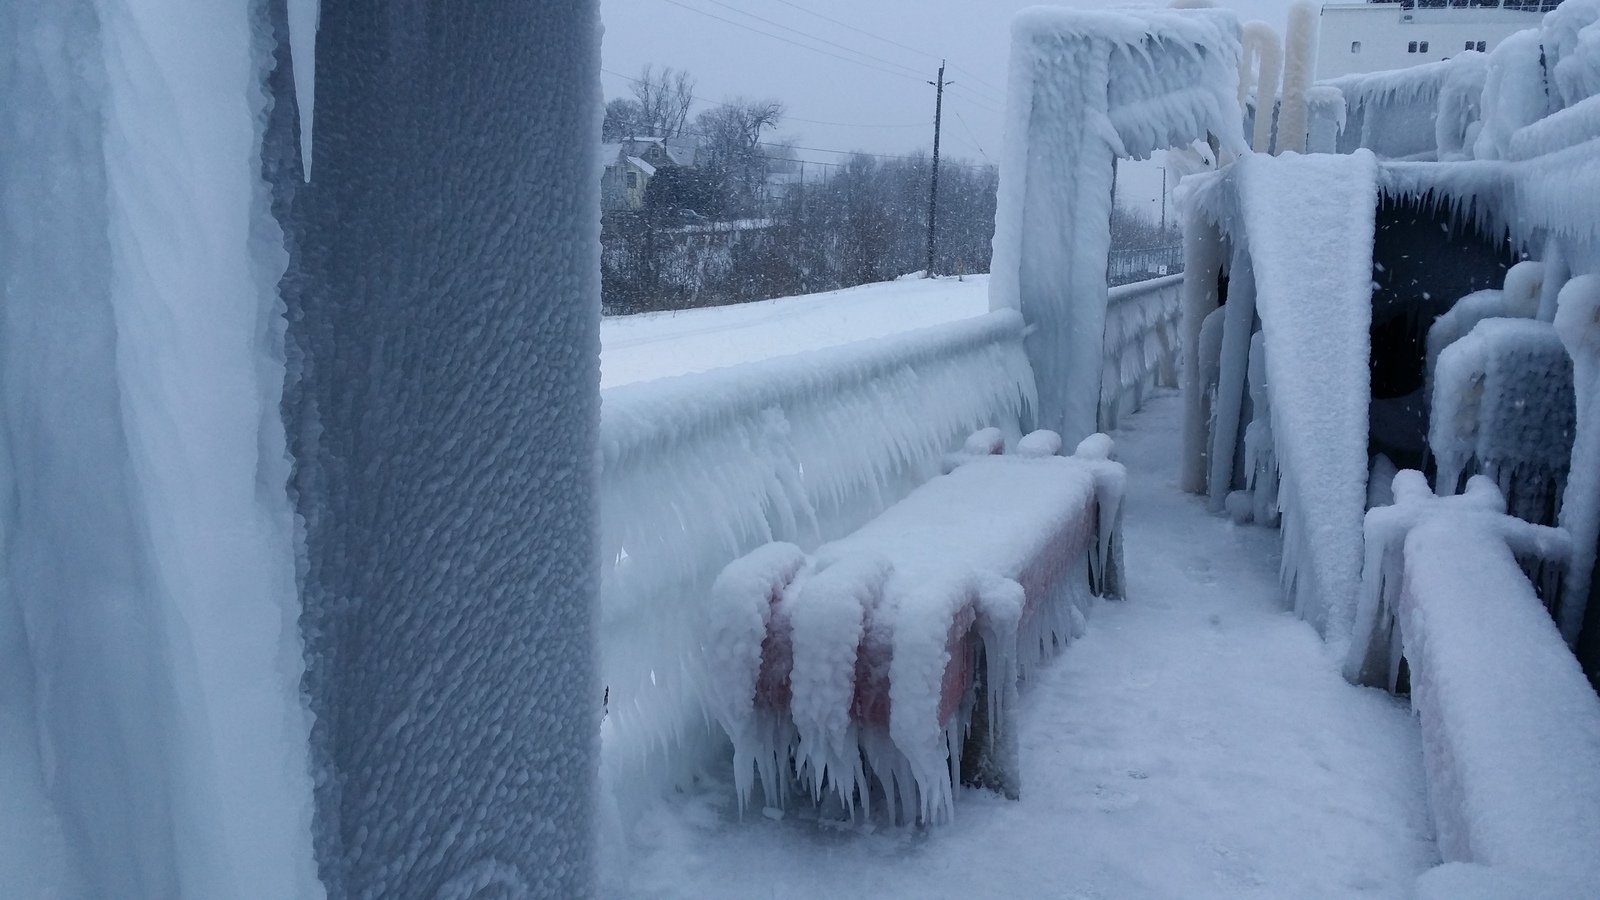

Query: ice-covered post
[990,7,1246,445]
[1179,211,1226,493]
[1239,22,1283,153]
[278,3,602,898]
[1276,2,1318,156]
[1555,276,1600,654]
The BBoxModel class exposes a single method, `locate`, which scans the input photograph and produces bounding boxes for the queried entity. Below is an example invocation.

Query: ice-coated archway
[990,7,1247,444]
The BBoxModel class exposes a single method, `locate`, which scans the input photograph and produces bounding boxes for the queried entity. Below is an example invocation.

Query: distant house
[601,136,697,211]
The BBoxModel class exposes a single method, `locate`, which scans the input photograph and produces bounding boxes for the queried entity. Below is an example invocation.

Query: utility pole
[926,61,947,278]
[1159,165,1167,233]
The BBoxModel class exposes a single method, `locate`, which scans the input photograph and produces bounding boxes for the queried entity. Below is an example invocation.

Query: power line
[950,108,990,163]
[767,0,942,65]
[762,0,1009,105]
[599,67,929,128]
[697,0,928,81]
[655,0,930,85]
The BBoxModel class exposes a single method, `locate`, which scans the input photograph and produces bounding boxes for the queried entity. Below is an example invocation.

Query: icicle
[287,0,319,180]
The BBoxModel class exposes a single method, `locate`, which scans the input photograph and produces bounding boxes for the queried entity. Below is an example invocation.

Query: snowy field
[600,275,989,388]
[599,274,1436,897]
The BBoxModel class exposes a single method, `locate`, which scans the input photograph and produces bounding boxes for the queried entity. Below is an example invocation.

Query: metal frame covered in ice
[1178,151,1381,641]
[990,6,1247,446]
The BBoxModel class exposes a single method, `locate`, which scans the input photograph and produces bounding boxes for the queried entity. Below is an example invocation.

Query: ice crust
[278,3,605,897]
[701,443,1126,825]
[991,5,1245,444]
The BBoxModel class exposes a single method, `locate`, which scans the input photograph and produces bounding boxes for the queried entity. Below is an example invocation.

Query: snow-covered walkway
[613,390,1438,899]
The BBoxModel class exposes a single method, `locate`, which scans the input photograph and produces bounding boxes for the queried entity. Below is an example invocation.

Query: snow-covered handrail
[1346,473,1600,894]
[598,311,1036,791]
[1100,273,1183,430]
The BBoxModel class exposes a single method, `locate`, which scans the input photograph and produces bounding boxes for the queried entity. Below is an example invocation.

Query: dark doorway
[1368,192,1519,472]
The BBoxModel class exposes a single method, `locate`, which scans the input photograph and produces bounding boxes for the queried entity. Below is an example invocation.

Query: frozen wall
[991,6,1245,446]
[597,312,1035,818]
[0,0,319,897]
[273,2,602,899]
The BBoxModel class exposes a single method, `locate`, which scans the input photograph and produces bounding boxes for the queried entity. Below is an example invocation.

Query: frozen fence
[1107,246,1183,286]
[1099,273,1183,430]
[598,311,1036,793]
[1346,473,1600,894]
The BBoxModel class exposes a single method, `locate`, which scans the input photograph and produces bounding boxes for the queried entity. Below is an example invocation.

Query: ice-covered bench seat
[702,431,1125,825]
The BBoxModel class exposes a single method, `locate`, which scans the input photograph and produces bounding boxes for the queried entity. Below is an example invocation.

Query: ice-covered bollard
[943,426,1008,472]
[1017,429,1063,458]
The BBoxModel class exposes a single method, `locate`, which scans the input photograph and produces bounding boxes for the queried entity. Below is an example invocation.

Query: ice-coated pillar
[274,2,602,897]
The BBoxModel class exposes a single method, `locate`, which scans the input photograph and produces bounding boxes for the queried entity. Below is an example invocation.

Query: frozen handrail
[1347,472,1600,893]
[1100,273,1184,431]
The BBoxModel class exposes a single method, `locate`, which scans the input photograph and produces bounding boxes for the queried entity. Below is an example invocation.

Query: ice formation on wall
[991,5,1246,445]
[0,0,323,896]
[278,3,603,897]
[599,312,1036,809]
[1305,85,1347,154]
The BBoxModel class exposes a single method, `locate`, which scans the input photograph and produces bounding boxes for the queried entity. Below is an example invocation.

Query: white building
[1316,0,1557,80]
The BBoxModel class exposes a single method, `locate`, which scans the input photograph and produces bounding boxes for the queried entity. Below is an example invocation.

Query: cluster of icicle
[699,433,1124,826]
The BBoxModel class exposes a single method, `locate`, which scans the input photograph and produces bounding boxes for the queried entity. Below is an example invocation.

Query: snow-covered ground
[609,388,1437,899]
[600,275,989,388]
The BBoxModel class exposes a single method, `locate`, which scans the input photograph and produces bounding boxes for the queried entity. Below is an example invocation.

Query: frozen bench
[702,430,1125,824]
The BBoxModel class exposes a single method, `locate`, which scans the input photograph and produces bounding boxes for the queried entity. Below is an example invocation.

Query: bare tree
[695,99,784,216]
[628,65,696,139]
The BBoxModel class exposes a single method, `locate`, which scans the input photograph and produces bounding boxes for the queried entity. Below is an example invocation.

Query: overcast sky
[599,0,1306,224]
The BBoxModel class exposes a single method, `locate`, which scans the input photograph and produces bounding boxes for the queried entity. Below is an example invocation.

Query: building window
[1466,40,1475,50]
[627,172,638,189]
[1420,40,1430,52]
[1477,40,1487,51]
[1352,41,1362,53]
[1408,41,1418,52]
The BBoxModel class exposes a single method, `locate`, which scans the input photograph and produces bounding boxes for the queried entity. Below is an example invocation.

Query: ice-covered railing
[1099,273,1182,430]
[1428,317,1575,531]
[598,311,1036,796]
[1322,59,1454,159]
[1344,473,1600,896]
